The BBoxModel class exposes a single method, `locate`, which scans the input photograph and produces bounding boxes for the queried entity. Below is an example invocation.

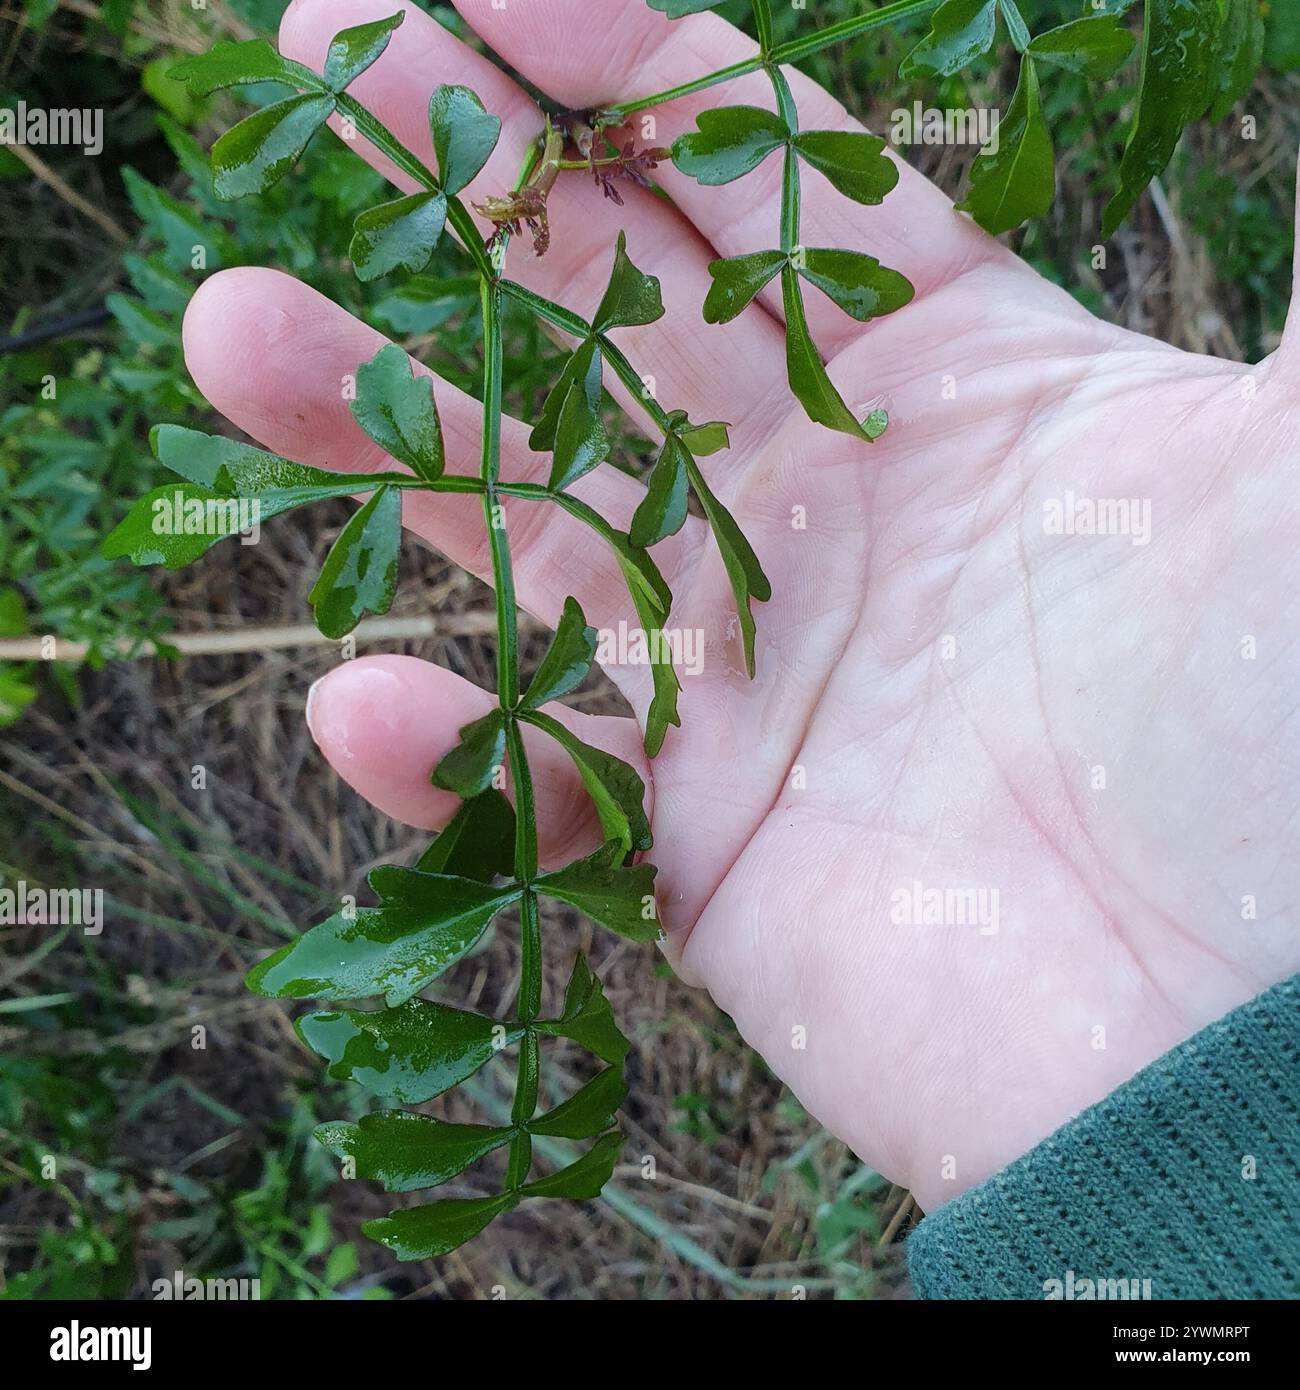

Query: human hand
[183,0,1300,1210]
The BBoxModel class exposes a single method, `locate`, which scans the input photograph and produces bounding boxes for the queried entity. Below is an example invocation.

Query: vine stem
[603,0,943,119]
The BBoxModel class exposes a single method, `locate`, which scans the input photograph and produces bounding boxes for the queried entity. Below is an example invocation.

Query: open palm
[185,0,1300,1211]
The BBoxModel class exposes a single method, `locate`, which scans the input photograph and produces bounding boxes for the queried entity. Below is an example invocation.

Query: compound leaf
[297,998,524,1103]
[671,106,789,185]
[308,485,402,639]
[429,84,501,195]
[211,92,335,200]
[521,597,598,709]
[246,866,521,1005]
[315,1111,514,1191]
[351,343,445,481]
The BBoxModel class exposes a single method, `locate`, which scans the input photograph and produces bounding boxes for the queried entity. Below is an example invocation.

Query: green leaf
[671,106,789,185]
[315,1111,514,1191]
[1101,0,1220,239]
[792,131,898,205]
[537,954,629,1066]
[521,710,652,857]
[592,231,665,333]
[298,998,524,1103]
[630,434,690,547]
[169,38,305,96]
[1206,0,1265,121]
[998,0,1031,53]
[308,486,402,639]
[629,584,681,759]
[246,866,521,1005]
[529,1068,627,1140]
[678,419,730,456]
[956,54,1054,235]
[647,0,719,15]
[550,366,610,491]
[351,343,445,481]
[521,1132,623,1199]
[521,597,598,708]
[536,844,658,943]
[702,250,787,325]
[796,247,914,323]
[781,265,873,441]
[428,84,501,195]
[431,710,507,798]
[101,483,254,570]
[364,1192,516,1260]
[210,92,335,200]
[899,0,999,79]
[530,338,602,453]
[323,11,405,92]
[1027,15,1137,79]
[351,190,448,282]
[685,456,771,678]
[416,789,515,880]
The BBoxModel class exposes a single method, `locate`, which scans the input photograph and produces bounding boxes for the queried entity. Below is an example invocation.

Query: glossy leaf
[781,265,874,441]
[530,339,602,455]
[416,789,515,881]
[1027,15,1136,80]
[246,866,521,1005]
[678,419,730,456]
[1101,0,1219,239]
[431,710,507,799]
[536,844,658,944]
[627,579,681,759]
[351,343,445,481]
[685,456,771,678]
[210,92,335,200]
[428,84,501,195]
[308,485,402,639]
[298,998,524,1103]
[796,248,914,323]
[364,1192,516,1260]
[550,366,611,491]
[521,597,597,709]
[592,231,664,333]
[647,0,719,15]
[1206,0,1265,122]
[899,0,998,79]
[702,250,787,325]
[957,55,1054,235]
[315,1111,514,1191]
[630,434,690,547]
[671,106,789,185]
[520,1132,623,1199]
[323,11,404,92]
[521,710,652,857]
[792,130,898,205]
[169,38,305,95]
[529,1068,627,1140]
[998,0,1031,53]
[102,483,256,570]
[351,190,448,282]
[537,953,630,1066]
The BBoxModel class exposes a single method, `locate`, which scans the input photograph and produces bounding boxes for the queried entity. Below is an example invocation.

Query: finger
[1271,151,1300,386]
[182,267,701,703]
[278,0,792,451]
[452,0,1017,358]
[306,654,651,871]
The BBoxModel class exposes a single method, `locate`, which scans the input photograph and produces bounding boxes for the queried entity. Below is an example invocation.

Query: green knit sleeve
[905,974,1300,1299]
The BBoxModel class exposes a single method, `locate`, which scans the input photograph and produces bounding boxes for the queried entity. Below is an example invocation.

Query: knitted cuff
[906,974,1300,1299]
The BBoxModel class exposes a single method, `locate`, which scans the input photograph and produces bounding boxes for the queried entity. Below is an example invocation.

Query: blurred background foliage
[0,0,1296,1299]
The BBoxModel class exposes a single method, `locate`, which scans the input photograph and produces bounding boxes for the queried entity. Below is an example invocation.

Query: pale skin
[184,0,1300,1213]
